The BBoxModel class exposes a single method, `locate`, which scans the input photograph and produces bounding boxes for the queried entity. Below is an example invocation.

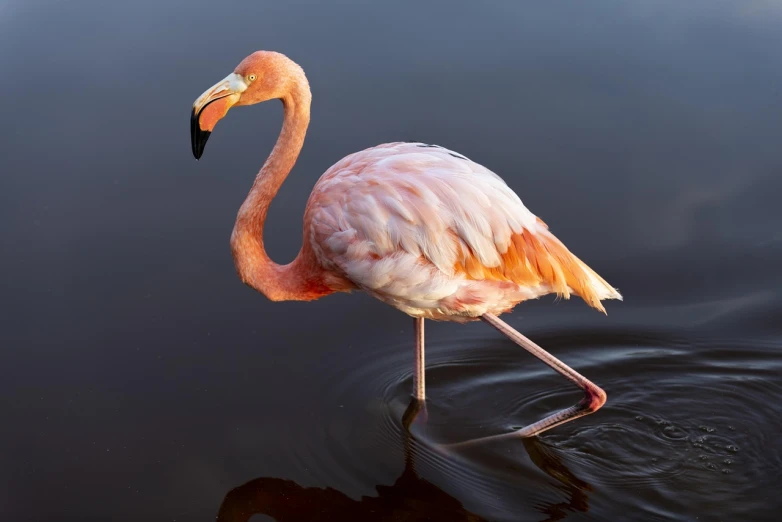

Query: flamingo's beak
[191,73,247,159]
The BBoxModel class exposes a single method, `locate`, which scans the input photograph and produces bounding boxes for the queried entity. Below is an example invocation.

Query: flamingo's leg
[402,318,428,429]
[413,317,425,401]
[480,313,606,438]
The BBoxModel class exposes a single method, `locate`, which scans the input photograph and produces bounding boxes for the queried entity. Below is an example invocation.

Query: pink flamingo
[191,51,622,438]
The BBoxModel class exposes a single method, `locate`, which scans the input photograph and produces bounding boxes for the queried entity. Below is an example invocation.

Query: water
[1,1,781,520]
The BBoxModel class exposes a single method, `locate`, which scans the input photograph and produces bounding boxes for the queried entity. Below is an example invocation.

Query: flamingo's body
[192,51,621,438]
[305,142,619,321]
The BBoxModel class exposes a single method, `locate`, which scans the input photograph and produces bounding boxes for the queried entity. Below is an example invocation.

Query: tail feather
[452,221,622,313]
[533,227,622,313]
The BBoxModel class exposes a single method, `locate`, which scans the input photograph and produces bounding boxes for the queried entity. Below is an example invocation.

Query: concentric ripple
[255,316,782,521]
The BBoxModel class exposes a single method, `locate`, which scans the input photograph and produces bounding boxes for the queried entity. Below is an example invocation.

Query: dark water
[2,1,782,520]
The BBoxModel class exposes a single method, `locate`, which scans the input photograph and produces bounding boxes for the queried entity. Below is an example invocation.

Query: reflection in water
[215,398,483,521]
[216,399,593,522]
[523,438,591,522]
[215,471,482,522]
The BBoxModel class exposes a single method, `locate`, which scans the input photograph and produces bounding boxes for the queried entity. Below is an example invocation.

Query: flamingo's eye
[248,74,257,82]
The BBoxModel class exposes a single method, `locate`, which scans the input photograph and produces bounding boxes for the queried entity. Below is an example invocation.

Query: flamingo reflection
[216,399,592,521]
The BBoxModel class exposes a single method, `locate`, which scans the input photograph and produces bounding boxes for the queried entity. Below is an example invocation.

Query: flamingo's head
[191,51,305,160]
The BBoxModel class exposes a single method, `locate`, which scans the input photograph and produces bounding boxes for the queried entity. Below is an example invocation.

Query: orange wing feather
[454,220,619,313]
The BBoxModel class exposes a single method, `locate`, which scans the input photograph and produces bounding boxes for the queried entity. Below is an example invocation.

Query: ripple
[253,321,782,521]
[411,328,781,518]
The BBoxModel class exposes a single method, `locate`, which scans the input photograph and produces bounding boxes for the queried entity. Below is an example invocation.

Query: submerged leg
[413,317,425,401]
[481,313,606,438]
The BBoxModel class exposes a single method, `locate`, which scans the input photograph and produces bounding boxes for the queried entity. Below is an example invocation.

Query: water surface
[1,1,781,520]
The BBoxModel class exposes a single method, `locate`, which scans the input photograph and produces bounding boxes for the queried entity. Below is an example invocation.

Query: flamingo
[190,51,622,438]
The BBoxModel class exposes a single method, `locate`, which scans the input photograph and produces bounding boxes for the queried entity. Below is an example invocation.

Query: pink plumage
[306,142,620,321]
[191,50,621,438]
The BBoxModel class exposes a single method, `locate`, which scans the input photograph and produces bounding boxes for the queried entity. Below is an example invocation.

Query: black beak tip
[190,107,211,160]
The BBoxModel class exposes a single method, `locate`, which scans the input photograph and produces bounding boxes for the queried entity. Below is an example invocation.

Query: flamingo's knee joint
[582,385,607,413]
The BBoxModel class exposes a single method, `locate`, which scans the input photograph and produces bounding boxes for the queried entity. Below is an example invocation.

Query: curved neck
[230,78,329,301]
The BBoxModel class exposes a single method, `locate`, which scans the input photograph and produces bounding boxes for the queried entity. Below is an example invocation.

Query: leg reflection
[523,437,592,521]
[215,398,483,522]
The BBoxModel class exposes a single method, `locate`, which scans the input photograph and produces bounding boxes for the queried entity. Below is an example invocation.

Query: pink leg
[481,313,606,438]
[413,317,425,401]
[402,318,428,429]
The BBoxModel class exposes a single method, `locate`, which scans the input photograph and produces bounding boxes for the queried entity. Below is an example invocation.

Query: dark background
[2,1,781,520]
